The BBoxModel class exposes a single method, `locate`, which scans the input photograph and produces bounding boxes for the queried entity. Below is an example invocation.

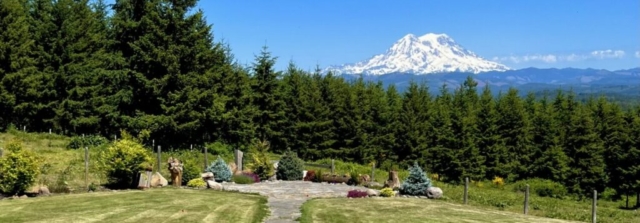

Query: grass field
[0,188,268,223]
[299,197,579,223]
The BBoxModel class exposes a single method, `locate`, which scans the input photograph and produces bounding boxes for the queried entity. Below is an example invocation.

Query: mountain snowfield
[326,33,510,75]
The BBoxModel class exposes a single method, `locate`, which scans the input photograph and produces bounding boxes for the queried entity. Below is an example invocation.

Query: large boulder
[201,172,214,179]
[38,186,51,196]
[364,182,382,188]
[150,172,168,187]
[426,187,443,199]
[366,189,380,197]
[206,180,222,190]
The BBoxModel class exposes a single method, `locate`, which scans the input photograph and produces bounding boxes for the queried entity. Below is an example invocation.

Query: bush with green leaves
[399,161,432,196]
[187,178,206,188]
[0,140,40,195]
[205,156,232,182]
[67,135,108,149]
[276,149,304,181]
[511,178,568,199]
[99,138,153,189]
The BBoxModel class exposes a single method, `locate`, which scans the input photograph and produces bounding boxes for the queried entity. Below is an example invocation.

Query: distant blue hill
[339,67,640,98]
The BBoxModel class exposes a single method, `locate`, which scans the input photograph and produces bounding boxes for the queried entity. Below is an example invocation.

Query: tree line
[1,0,640,199]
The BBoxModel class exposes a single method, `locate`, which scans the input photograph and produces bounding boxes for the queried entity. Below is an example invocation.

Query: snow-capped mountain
[326,33,510,75]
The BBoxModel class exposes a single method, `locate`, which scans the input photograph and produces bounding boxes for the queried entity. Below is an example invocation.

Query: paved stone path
[223,181,370,223]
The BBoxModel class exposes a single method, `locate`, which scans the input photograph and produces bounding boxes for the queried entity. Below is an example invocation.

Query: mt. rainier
[326,33,510,75]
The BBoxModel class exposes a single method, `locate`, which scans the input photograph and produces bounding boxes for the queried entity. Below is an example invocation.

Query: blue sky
[109,0,640,71]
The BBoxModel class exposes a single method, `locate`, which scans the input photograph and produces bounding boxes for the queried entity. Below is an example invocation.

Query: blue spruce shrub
[205,156,232,182]
[276,149,304,181]
[399,161,432,196]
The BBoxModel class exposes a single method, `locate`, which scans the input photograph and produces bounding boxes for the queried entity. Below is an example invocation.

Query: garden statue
[384,170,401,189]
[167,157,183,187]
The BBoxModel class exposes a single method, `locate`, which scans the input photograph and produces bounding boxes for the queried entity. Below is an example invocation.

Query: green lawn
[0,188,269,223]
[300,197,580,223]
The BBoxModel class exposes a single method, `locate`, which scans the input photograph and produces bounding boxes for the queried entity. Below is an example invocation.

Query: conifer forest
[1,0,639,199]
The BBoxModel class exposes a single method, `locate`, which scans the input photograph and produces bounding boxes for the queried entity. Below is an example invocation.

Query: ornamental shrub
[399,161,432,196]
[246,139,275,181]
[304,170,316,181]
[380,187,395,197]
[187,178,206,188]
[276,149,304,181]
[0,140,40,195]
[99,138,153,189]
[492,176,505,188]
[232,174,255,184]
[347,190,368,198]
[205,156,232,182]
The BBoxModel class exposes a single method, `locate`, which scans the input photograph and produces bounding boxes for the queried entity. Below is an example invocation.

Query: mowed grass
[0,188,269,223]
[299,197,580,223]
[432,182,640,223]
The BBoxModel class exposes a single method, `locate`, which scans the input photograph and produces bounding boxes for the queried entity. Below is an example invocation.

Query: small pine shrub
[206,156,232,182]
[399,161,432,196]
[276,149,304,181]
[187,178,206,188]
[99,137,153,189]
[492,176,505,188]
[0,140,40,195]
[232,174,255,184]
[380,188,395,197]
[246,139,275,181]
[304,170,316,181]
[347,190,368,198]
[511,178,568,199]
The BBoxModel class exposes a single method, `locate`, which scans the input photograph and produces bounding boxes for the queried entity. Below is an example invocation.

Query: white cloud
[493,49,627,64]
[590,50,625,59]
[493,54,557,63]
[635,51,640,58]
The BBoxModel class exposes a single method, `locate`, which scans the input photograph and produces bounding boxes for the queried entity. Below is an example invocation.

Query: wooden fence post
[524,184,529,214]
[157,146,161,173]
[152,139,155,150]
[84,147,89,190]
[190,144,193,151]
[331,159,335,174]
[592,190,597,223]
[23,126,26,132]
[49,129,51,134]
[464,177,469,205]
[371,162,375,180]
[203,145,208,169]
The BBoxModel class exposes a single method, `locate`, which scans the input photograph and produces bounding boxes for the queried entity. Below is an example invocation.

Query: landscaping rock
[38,186,51,196]
[364,182,382,188]
[207,180,222,190]
[201,172,214,179]
[384,171,400,189]
[150,172,168,187]
[426,187,443,199]
[366,189,379,197]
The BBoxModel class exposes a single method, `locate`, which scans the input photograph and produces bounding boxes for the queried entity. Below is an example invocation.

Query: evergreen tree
[564,105,607,196]
[495,88,533,181]
[399,161,432,196]
[530,93,570,182]
[251,46,287,152]
[477,85,507,180]
[0,0,37,130]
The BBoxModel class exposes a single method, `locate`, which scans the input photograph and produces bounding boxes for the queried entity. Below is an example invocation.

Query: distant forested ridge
[1,0,640,198]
